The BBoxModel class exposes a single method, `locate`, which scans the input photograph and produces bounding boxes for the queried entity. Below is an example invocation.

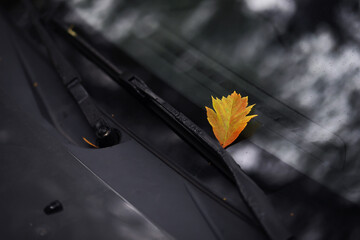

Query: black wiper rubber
[52,20,292,240]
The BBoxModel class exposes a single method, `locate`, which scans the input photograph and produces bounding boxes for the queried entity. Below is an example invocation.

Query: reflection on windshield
[68,0,360,203]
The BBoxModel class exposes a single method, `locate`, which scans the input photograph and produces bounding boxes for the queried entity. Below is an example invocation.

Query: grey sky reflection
[232,8,360,202]
[244,0,295,13]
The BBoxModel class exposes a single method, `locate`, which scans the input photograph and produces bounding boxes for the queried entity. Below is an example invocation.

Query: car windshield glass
[67,0,360,203]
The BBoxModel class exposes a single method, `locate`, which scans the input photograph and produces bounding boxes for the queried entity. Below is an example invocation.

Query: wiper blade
[52,20,293,240]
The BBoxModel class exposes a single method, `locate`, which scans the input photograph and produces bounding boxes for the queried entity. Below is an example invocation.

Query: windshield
[67,0,360,204]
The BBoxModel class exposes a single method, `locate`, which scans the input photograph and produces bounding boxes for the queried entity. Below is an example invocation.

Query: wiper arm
[23,0,120,148]
[52,20,293,240]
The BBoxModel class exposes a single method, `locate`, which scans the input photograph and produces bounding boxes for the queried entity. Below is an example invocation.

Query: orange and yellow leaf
[82,137,99,148]
[205,91,257,148]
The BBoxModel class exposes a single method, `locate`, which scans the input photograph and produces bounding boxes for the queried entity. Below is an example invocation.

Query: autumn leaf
[82,137,99,148]
[205,91,257,148]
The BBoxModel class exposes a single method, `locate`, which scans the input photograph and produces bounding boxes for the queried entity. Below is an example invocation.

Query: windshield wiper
[21,0,292,236]
[49,18,293,240]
